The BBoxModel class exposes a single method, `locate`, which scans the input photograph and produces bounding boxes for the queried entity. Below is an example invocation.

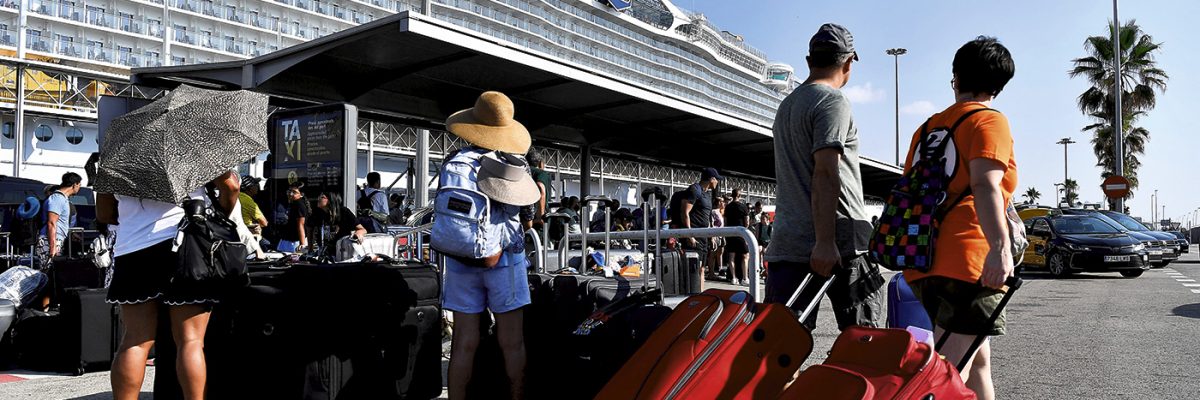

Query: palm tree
[1063,179,1080,207]
[1023,187,1041,205]
[1068,20,1168,194]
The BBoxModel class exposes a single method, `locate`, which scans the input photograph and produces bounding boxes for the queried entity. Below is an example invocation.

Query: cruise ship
[0,0,800,203]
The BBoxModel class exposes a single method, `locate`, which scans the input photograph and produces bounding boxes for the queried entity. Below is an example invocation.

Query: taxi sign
[1102,175,1131,199]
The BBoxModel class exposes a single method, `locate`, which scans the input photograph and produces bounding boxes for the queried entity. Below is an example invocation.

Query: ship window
[34,124,53,142]
[66,127,83,144]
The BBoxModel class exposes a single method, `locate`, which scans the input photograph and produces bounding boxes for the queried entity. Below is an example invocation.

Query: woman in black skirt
[103,171,240,400]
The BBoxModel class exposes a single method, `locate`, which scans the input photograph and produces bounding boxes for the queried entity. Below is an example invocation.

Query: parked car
[1059,209,1166,265]
[1023,215,1148,278]
[1098,210,1180,268]
[1165,231,1190,254]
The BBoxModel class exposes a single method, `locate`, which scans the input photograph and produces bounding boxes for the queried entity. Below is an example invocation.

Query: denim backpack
[869,108,994,272]
[430,147,507,261]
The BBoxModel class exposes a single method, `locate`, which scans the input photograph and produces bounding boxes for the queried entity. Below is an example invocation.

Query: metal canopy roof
[131,11,901,192]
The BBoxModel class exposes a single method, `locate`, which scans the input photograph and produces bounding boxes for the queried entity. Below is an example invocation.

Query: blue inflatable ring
[16,196,40,220]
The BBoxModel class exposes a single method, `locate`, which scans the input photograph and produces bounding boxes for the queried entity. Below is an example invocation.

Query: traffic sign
[1102,175,1131,199]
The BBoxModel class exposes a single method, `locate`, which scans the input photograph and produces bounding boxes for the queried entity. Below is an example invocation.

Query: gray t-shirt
[766,83,870,263]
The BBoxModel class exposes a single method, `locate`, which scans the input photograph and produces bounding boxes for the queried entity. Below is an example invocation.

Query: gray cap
[809,23,859,61]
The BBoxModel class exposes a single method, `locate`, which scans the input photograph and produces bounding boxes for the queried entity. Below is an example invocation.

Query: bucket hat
[477,152,540,206]
[445,91,531,154]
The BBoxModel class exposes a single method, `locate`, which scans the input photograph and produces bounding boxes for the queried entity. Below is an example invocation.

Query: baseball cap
[809,23,859,61]
[701,167,724,182]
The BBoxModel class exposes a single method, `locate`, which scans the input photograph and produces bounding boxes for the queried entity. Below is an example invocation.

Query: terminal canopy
[133,11,900,194]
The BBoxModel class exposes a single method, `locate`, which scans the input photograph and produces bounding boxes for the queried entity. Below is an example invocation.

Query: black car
[1059,209,1167,264]
[1166,231,1190,254]
[1024,215,1148,278]
[1098,210,1180,267]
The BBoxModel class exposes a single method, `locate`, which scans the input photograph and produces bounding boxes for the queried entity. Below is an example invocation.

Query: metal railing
[566,226,763,300]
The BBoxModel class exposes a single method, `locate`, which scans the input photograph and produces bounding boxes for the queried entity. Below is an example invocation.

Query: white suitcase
[336,233,397,262]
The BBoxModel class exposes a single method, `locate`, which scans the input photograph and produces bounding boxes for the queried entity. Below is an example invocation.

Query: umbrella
[94,85,269,204]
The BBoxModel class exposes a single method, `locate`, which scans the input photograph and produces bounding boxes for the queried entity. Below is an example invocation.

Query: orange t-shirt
[903,102,1018,284]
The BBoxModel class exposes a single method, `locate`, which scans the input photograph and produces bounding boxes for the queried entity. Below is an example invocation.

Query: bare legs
[934,326,995,400]
[111,303,212,400]
[447,309,526,400]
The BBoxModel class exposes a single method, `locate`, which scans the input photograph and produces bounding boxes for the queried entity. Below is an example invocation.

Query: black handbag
[172,188,249,294]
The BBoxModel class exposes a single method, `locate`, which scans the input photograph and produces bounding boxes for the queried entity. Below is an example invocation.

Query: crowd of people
[0,21,1019,400]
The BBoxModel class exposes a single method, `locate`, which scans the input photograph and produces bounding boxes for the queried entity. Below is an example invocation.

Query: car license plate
[1104,255,1131,262]
[1150,250,1163,256]
[1164,248,1175,254]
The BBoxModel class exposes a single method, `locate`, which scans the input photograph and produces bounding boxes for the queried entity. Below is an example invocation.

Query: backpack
[11,195,45,247]
[666,188,691,228]
[356,189,387,233]
[870,108,1020,272]
[430,148,513,263]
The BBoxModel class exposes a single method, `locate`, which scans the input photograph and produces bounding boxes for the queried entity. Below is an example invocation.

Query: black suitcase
[13,287,115,375]
[48,257,106,301]
[165,261,443,400]
[569,289,672,399]
[659,249,702,295]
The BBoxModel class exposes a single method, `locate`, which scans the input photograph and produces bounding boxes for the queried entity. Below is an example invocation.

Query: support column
[598,157,605,200]
[12,65,24,177]
[163,3,172,65]
[580,145,592,199]
[366,122,375,175]
[416,128,430,207]
[17,0,27,59]
[636,163,643,205]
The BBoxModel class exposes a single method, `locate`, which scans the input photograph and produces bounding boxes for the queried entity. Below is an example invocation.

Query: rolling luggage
[570,288,672,398]
[597,274,833,400]
[658,249,702,296]
[780,277,1024,400]
[13,287,116,375]
[886,272,932,330]
[187,261,442,400]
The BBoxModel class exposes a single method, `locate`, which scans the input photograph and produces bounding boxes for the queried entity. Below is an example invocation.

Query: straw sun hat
[445,91,531,154]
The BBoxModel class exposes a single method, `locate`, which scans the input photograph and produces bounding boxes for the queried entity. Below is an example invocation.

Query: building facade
[0,0,791,203]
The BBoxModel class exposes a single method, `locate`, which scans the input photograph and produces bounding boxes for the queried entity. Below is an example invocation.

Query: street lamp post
[886,48,907,166]
[1056,137,1075,189]
[1054,183,1065,207]
[1113,0,1125,214]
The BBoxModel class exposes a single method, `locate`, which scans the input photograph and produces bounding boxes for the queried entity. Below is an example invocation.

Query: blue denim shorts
[443,260,531,314]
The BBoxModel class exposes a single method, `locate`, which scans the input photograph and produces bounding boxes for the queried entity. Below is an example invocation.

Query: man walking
[765,23,883,330]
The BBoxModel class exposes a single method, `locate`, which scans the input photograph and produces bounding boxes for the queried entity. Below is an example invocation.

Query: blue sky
[680,0,1197,223]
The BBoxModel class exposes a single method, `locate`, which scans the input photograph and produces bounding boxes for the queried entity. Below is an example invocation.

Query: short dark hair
[807,52,853,69]
[61,172,82,187]
[952,36,1015,97]
[731,188,742,199]
[526,150,543,167]
[367,172,381,185]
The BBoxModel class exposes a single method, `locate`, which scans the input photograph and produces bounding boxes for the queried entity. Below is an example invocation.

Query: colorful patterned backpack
[869,108,995,272]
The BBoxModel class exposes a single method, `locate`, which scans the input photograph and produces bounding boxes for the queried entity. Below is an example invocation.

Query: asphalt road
[3,246,1198,399]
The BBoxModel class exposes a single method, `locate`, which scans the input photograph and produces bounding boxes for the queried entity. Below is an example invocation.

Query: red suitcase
[779,276,1022,400]
[596,274,832,400]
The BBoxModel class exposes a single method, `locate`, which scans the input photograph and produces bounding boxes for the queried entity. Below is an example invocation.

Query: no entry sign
[1102,175,1131,199]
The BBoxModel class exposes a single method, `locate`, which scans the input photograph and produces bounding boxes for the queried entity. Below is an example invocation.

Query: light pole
[886,48,907,166]
[1113,0,1125,214]
[1152,190,1158,222]
[1056,137,1075,189]
[1054,183,1065,207]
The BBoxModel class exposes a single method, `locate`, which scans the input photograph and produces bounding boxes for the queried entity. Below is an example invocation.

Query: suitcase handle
[937,276,1023,371]
[785,273,835,323]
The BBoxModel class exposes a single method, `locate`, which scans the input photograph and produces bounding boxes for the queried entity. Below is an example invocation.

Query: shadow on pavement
[66,392,152,399]
[1171,303,1200,320]
[1016,273,1125,281]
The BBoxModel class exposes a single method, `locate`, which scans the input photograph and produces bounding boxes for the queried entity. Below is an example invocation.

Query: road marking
[1192,289,1200,294]
[1176,279,1196,282]
[1184,284,1200,287]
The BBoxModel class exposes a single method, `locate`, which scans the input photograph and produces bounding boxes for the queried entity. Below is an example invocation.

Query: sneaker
[731,278,741,286]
